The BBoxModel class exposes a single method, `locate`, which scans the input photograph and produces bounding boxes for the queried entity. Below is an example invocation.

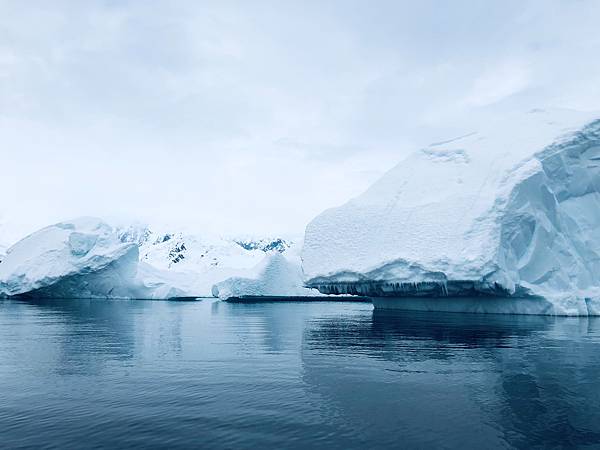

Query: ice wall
[302,109,600,315]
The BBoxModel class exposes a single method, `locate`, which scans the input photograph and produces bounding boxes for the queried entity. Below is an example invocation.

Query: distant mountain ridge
[116,224,295,273]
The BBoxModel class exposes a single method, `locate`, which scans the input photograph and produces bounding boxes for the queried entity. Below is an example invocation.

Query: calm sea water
[1,298,600,449]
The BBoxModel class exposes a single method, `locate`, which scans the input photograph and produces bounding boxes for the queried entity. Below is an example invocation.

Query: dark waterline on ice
[1,298,600,449]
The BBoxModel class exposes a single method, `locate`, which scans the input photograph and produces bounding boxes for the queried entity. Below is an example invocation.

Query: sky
[2,0,600,242]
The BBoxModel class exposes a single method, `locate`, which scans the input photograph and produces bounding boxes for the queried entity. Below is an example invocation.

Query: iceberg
[0,218,188,299]
[212,252,322,299]
[302,109,600,315]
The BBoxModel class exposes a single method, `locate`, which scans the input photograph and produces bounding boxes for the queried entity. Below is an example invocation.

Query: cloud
[2,0,600,240]
[463,62,532,107]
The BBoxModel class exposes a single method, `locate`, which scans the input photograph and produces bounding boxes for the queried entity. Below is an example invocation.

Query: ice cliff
[302,109,600,315]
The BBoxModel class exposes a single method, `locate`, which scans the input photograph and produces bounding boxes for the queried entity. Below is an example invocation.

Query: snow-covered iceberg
[302,109,600,315]
[0,218,188,299]
[212,252,322,299]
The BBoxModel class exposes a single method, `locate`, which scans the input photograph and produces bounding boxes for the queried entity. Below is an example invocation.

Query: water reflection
[1,298,187,375]
[302,309,600,448]
[306,309,556,359]
[218,302,309,353]
[2,299,600,449]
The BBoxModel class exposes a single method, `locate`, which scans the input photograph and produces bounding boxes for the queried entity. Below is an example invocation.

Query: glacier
[302,109,600,316]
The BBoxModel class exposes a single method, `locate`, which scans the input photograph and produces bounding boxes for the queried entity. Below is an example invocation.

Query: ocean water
[1,298,600,449]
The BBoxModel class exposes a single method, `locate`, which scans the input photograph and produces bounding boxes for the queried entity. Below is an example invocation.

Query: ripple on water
[1,298,600,449]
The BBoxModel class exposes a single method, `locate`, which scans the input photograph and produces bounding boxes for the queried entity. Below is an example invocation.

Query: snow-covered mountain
[303,108,600,315]
[116,224,295,272]
[115,224,309,297]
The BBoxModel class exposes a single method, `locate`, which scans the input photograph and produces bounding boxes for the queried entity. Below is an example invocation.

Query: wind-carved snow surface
[0,218,196,299]
[302,109,600,316]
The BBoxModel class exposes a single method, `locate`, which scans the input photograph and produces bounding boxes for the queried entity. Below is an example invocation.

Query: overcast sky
[3,0,600,241]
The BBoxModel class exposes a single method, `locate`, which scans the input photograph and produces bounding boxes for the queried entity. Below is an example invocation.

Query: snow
[0,218,307,299]
[117,224,292,272]
[117,224,300,298]
[0,218,142,298]
[0,218,200,299]
[0,217,8,263]
[135,262,197,299]
[211,252,322,299]
[302,108,600,315]
[118,224,320,299]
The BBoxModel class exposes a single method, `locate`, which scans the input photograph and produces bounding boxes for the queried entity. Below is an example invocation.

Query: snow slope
[302,108,600,315]
[212,252,322,299]
[117,224,302,298]
[0,217,8,263]
[117,226,286,272]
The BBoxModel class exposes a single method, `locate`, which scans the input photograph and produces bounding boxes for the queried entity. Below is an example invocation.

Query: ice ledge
[371,296,600,316]
[305,279,529,297]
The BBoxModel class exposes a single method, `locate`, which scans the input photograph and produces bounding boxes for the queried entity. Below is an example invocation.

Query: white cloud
[463,62,531,107]
[2,0,600,241]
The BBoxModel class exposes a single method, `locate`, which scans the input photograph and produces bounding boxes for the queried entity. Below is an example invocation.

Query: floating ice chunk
[212,252,322,299]
[135,262,194,299]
